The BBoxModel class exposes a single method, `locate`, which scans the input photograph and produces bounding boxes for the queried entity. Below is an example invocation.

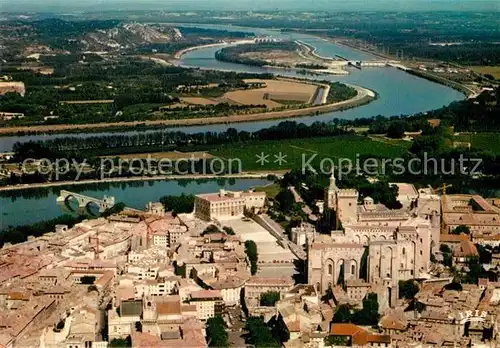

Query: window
[351,264,355,275]
[402,248,406,255]
[328,264,333,275]
[420,250,423,255]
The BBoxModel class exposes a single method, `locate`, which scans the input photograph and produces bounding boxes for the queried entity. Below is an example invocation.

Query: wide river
[0,25,465,230]
[0,25,464,152]
[0,178,271,229]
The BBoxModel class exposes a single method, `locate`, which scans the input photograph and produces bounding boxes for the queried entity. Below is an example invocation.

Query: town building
[442,194,500,236]
[309,174,437,310]
[189,290,223,320]
[244,276,294,308]
[329,323,391,347]
[194,189,265,221]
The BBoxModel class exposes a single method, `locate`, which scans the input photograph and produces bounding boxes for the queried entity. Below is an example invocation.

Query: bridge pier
[57,190,116,213]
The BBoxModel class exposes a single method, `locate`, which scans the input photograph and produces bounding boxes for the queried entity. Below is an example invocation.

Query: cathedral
[308,173,441,309]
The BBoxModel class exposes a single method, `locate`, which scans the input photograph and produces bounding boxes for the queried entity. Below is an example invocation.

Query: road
[258,214,307,260]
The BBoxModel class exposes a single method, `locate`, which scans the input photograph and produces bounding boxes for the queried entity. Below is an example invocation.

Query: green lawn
[254,183,281,199]
[454,133,500,155]
[209,135,411,171]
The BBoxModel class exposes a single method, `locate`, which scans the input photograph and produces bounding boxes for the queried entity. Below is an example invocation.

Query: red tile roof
[330,323,391,346]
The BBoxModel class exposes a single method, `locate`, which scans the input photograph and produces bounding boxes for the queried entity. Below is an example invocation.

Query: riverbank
[0,171,286,192]
[0,84,375,135]
[320,37,474,97]
[173,39,256,59]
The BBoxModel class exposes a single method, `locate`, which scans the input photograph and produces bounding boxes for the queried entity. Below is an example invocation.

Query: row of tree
[244,240,258,275]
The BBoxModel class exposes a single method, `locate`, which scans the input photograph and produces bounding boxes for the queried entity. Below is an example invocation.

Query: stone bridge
[57,190,116,213]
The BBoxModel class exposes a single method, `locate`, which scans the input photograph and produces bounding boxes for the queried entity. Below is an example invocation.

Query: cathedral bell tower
[325,171,338,210]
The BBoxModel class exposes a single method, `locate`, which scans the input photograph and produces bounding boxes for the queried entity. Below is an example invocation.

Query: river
[0,25,464,152]
[0,178,271,230]
[0,25,465,230]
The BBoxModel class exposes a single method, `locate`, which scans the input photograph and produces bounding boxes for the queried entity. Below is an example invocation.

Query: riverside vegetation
[2,86,500,197]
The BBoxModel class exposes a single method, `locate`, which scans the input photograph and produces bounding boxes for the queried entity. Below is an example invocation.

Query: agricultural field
[470,66,500,79]
[454,133,500,155]
[223,78,317,109]
[240,49,302,67]
[171,78,319,110]
[209,135,411,171]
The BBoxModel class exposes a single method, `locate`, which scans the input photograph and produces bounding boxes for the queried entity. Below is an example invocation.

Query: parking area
[220,217,297,276]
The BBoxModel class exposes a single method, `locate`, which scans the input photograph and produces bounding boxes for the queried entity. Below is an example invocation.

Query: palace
[309,173,440,309]
[194,189,266,221]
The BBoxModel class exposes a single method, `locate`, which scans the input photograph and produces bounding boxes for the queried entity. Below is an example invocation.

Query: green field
[470,66,500,79]
[209,135,411,171]
[254,183,281,199]
[454,133,500,155]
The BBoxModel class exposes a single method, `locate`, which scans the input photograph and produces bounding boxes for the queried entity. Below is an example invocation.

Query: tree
[260,291,280,306]
[244,316,280,348]
[463,256,489,284]
[332,304,352,323]
[109,337,131,348]
[476,244,492,264]
[174,262,186,277]
[275,189,295,213]
[135,321,142,332]
[80,276,96,285]
[325,335,349,346]
[444,281,463,291]
[386,121,405,139]
[202,225,220,235]
[222,226,235,235]
[245,240,258,275]
[159,194,195,214]
[440,244,453,267]
[353,293,380,326]
[451,225,470,235]
[268,315,290,343]
[399,280,419,300]
[206,316,228,347]
[101,202,126,217]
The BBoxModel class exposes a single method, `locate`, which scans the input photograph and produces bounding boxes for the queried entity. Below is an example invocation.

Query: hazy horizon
[1,0,499,13]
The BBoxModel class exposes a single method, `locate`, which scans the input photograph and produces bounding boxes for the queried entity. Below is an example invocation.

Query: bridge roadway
[344,60,406,69]
[57,190,116,213]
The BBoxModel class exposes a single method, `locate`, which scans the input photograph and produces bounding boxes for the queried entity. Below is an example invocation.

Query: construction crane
[433,184,452,233]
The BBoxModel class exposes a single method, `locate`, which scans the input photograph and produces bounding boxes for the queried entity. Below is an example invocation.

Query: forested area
[0,59,274,125]
[326,82,357,103]
[0,214,83,247]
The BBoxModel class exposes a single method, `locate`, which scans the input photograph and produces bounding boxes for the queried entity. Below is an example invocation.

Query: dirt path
[0,85,375,135]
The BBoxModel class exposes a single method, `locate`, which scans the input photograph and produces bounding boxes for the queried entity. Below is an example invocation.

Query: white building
[189,290,223,320]
[194,189,266,221]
